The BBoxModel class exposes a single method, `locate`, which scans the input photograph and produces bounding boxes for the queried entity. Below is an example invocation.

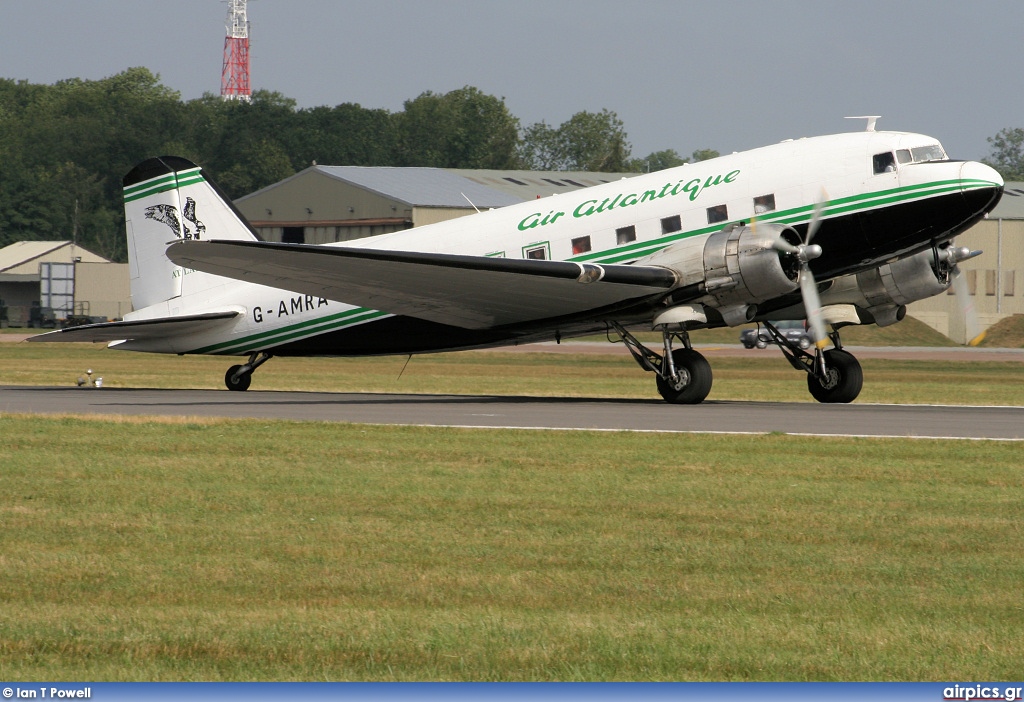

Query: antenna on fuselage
[845,116,880,132]
[461,192,481,214]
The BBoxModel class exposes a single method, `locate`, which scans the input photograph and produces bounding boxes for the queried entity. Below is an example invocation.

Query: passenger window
[524,244,548,260]
[873,152,897,174]
[571,236,592,255]
[616,225,636,245]
[661,215,681,234]
[753,194,776,214]
[896,149,912,164]
[706,204,728,224]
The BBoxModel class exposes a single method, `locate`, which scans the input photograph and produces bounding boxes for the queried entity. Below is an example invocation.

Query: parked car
[740,320,811,349]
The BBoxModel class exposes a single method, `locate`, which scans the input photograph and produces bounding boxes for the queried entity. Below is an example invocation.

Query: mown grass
[980,314,1024,348]
[1,415,1022,681]
[3,342,1023,405]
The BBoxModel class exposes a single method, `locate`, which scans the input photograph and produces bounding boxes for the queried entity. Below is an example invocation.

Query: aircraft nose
[960,160,1003,191]
[960,160,1004,214]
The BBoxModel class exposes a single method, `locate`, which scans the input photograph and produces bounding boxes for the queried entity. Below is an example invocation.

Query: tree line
[0,68,715,262]
[984,128,1024,182]
[4,67,1021,264]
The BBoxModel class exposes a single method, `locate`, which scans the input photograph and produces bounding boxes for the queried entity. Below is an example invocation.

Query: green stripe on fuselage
[570,178,996,265]
[188,307,390,355]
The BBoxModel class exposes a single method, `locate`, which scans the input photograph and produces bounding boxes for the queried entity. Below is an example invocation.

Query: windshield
[910,144,947,163]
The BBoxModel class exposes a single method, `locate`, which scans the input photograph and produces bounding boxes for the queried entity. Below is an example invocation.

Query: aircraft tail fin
[122,156,259,310]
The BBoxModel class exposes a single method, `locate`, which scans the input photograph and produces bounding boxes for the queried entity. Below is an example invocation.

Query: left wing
[167,240,680,329]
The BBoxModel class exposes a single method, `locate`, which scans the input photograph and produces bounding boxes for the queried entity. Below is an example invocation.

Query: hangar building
[906,181,1024,343]
[0,241,130,326]
[234,166,637,244]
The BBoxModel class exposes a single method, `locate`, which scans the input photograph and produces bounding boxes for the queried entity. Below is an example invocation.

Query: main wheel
[656,349,713,404]
[807,349,862,403]
[225,364,252,392]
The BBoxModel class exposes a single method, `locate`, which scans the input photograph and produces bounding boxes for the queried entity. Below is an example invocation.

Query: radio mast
[220,0,251,102]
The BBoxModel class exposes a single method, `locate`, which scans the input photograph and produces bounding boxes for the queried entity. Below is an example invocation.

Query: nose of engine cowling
[960,160,1004,215]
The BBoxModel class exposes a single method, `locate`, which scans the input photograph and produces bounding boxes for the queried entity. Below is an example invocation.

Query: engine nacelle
[701,223,799,309]
[816,246,953,326]
[855,250,949,307]
[638,222,799,326]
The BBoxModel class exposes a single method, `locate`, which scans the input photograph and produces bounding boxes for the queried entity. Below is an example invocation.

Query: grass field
[2,337,1023,681]
[1,415,1022,681]
[2,341,1023,405]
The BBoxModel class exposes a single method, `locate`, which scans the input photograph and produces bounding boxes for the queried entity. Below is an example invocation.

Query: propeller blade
[804,189,829,244]
[799,266,829,349]
[951,267,985,346]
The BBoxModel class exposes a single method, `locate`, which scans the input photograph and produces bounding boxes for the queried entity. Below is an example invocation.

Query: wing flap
[27,311,241,343]
[167,240,677,329]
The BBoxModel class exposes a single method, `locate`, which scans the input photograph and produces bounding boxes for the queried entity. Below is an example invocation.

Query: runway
[2,386,1022,440]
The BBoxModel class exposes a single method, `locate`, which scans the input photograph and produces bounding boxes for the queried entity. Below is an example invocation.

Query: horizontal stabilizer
[27,311,241,343]
[167,240,678,329]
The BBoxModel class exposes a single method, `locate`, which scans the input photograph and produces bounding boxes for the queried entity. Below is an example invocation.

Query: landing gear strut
[758,321,863,403]
[224,351,272,392]
[612,323,713,404]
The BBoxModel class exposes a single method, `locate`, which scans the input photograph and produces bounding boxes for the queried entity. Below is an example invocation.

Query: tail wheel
[807,349,863,403]
[657,349,713,404]
[225,364,252,392]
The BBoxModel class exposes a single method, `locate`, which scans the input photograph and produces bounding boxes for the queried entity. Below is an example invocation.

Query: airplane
[31,119,1003,404]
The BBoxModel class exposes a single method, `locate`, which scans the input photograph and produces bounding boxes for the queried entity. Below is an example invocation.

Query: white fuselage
[119,130,1002,356]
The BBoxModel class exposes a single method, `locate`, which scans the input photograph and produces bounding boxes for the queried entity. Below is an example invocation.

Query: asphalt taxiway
[2,386,1021,440]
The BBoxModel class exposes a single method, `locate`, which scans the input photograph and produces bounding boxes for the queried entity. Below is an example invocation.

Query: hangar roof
[445,169,636,202]
[239,165,640,211]
[0,240,109,275]
[312,166,523,209]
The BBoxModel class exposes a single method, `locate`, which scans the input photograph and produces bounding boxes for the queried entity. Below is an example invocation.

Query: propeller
[943,245,985,346]
[772,191,830,348]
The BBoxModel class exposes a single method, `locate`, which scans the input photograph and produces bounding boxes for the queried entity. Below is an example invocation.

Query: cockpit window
[873,152,897,174]
[896,149,912,164]
[910,144,947,163]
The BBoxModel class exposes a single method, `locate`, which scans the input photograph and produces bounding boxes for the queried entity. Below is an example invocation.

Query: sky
[2,0,1021,163]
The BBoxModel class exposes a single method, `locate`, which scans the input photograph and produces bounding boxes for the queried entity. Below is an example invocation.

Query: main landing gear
[224,351,272,391]
[757,321,863,404]
[612,321,864,405]
[613,323,713,404]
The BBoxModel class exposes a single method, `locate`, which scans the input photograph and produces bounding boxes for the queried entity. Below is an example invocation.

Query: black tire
[225,364,252,392]
[807,349,863,403]
[656,349,713,404]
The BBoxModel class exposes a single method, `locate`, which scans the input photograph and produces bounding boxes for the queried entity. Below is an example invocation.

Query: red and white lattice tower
[220,0,251,102]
